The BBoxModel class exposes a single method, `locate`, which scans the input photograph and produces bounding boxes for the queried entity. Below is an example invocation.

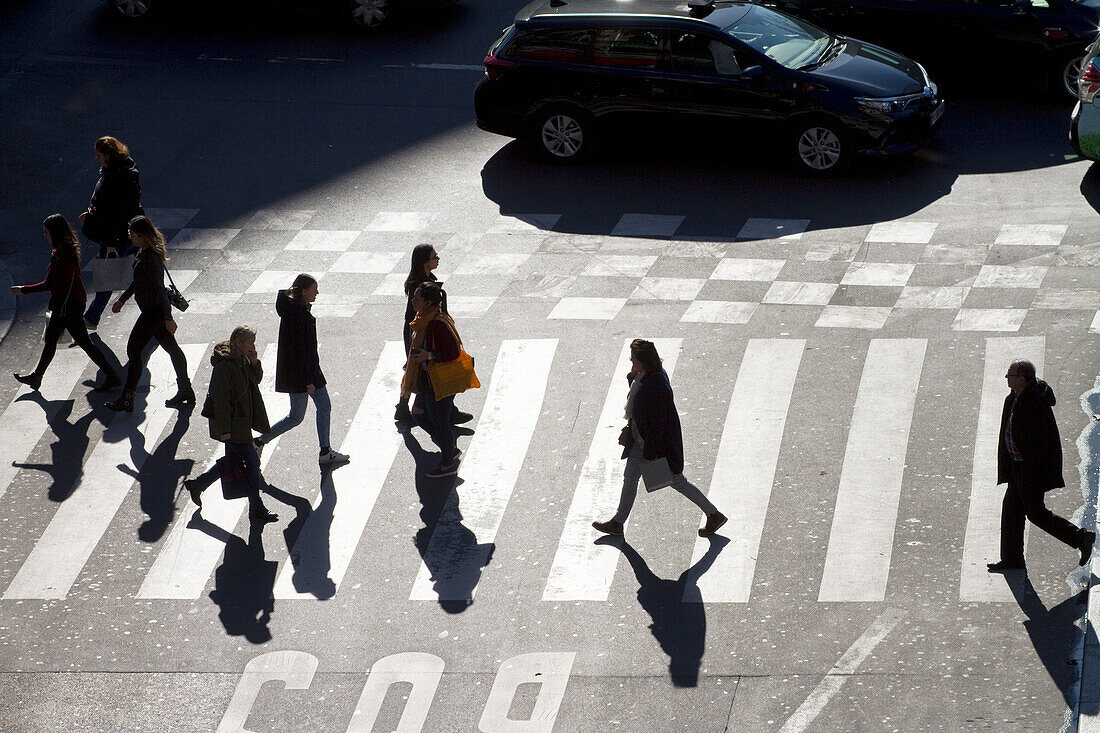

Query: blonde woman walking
[106,215,192,413]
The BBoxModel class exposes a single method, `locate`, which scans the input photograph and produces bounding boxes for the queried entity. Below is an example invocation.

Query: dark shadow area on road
[117,403,194,542]
[1004,571,1086,708]
[193,510,278,644]
[596,534,729,688]
[273,470,336,600]
[1079,163,1100,218]
[401,425,492,614]
[11,391,104,503]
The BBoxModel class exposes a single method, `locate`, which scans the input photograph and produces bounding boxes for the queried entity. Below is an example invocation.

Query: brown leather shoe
[592,519,624,537]
[699,511,728,537]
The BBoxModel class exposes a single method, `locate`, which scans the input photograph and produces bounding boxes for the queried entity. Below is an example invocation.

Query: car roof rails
[549,0,567,6]
[688,0,715,17]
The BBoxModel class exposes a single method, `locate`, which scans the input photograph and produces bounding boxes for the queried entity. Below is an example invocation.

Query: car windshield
[723,6,832,69]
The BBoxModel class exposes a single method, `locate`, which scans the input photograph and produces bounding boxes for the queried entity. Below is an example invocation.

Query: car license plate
[929,102,944,126]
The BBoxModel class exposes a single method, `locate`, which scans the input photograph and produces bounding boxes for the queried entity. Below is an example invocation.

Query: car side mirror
[741,65,764,80]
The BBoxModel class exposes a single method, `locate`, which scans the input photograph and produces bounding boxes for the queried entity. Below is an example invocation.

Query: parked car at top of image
[474,0,945,174]
[1071,36,1100,159]
[761,0,1100,98]
[104,0,457,29]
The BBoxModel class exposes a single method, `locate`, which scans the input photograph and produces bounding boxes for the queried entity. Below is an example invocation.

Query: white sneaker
[319,448,350,465]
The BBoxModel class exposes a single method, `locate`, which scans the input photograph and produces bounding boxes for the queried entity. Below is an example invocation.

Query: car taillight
[1081,60,1100,104]
[483,55,516,81]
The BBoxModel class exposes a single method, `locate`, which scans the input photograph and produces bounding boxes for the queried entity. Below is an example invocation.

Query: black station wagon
[474,0,945,173]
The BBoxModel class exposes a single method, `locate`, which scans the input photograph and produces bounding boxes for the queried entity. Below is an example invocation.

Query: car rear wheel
[791,120,849,175]
[350,0,391,29]
[1056,53,1086,100]
[531,107,591,163]
[109,0,151,18]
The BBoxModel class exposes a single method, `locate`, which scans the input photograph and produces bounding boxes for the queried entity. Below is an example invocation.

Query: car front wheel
[1056,53,1086,100]
[531,107,591,162]
[350,0,391,29]
[108,0,151,18]
[791,120,849,175]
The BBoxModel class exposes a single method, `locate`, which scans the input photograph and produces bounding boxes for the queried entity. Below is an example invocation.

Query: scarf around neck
[400,304,461,398]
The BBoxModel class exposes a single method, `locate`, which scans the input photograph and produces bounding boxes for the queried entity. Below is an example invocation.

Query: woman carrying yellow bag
[401,282,478,478]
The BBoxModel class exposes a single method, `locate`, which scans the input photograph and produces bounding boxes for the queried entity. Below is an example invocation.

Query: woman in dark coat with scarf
[10,214,120,392]
[253,273,349,466]
[105,215,193,413]
[78,136,142,330]
[394,244,472,427]
[593,339,727,538]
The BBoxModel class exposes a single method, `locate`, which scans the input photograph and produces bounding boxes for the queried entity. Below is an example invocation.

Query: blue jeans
[413,376,456,465]
[84,242,135,326]
[613,444,717,523]
[259,387,331,448]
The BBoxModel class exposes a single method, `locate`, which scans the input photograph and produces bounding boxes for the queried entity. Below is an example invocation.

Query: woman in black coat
[78,136,142,330]
[593,339,727,538]
[393,244,471,427]
[105,215,192,413]
[253,274,349,466]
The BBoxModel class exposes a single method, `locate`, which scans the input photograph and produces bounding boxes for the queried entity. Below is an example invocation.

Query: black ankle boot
[14,372,42,391]
[107,389,134,413]
[165,387,196,408]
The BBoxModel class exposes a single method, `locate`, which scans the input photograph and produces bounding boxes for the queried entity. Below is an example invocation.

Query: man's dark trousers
[1000,461,1084,564]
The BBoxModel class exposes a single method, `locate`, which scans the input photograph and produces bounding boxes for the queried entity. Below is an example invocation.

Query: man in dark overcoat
[987,359,1095,572]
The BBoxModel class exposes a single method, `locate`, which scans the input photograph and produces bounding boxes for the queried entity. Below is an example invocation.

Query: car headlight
[855,96,908,115]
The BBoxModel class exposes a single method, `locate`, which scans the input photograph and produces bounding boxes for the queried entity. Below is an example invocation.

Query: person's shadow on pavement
[276,470,335,600]
[118,405,195,542]
[12,391,102,503]
[402,429,493,614]
[1005,570,1087,708]
[596,534,730,687]
[192,511,278,644]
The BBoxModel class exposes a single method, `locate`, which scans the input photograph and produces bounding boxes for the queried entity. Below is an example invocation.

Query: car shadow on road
[595,534,729,688]
[401,425,492,614]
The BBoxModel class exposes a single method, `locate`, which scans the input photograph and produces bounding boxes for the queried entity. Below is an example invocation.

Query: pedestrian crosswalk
[0,333,1083,606]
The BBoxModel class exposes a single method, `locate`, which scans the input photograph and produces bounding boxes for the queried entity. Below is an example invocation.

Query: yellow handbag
[426,348,480,400]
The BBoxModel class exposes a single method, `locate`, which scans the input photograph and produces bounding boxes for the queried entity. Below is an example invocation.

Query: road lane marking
[683,339,805,603]
[410,339,557,603]
[818,339,926,602]
[542,338,682,602]
[4,344,204,599]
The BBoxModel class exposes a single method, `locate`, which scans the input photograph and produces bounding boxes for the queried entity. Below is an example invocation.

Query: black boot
[14,372,42,391]
[106,389,135,413]
[165,386,196,408]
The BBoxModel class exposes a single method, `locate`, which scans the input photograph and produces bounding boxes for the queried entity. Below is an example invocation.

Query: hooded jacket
[87,157,141,244]
[620,369,685,475]
[274,289,325,393]
[207,341,269,444]
[997,378,1065,491]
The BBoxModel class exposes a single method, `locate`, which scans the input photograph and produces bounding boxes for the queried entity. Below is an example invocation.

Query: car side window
[671,32,744,76]
[592,28,663,70]
[503,29,594,62]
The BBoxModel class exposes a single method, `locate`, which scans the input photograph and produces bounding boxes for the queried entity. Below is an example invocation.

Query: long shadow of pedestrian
[12,391,108,503]
[596,534,730,687]
[1004,571,1086,707]
[191,511,278,644]
[401,429,492,614]
[118,405,195,542]
[274,471,335,600]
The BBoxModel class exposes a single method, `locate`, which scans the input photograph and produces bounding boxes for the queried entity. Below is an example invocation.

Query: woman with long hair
[10,214,121,392]
[401,282,464,478]
[106,215,193,413]
[78,136,142,330]
[253,273,349,466]
[394,244,471,426]
[592,339,727,538]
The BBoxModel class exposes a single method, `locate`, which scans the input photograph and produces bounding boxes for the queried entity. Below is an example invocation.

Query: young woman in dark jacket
[400,282,463,478]
[78,136,142,330]
[593,339,727,538]
[394,244,472,427]
[106,215,193,413]
[10,214,120,392]
[253,274,349,466]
